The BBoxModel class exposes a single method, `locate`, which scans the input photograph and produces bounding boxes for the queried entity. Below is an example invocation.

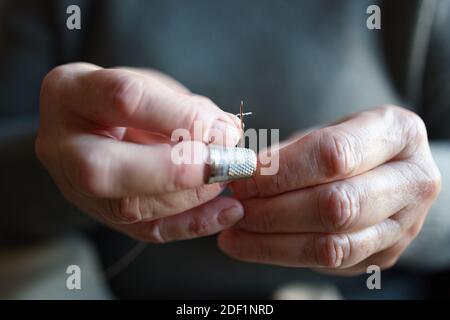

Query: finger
[316,205,427,276]
[53,160,228,225]
[102,184,226,224]
[218,219,403,268]
[315,235,414,276]
[62,134,211,197]
[117,196,244,242]
[232,105,427,199]
[44,63,240,145]
[236,160,429,234]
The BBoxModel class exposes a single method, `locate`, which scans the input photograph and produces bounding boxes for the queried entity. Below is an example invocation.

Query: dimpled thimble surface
[207,146,257,184]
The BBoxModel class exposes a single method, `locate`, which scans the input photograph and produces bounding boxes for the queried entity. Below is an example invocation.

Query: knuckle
[314,234,351,268]
[376,105,430,157]
[376,104,398,115]
[407,222,424,239]
[420,167,442,201]
[405,111,428,139]
[318,184,361,232]
[67,147,109,197]
[187,94,217,114]
[102,198,143,224]
[109,74,144,120]
[421,175,442,201]
[316,129,359,178]
[138,197,160,221]
[404,113,428,151]
[267,154,296,195]
[188,215,211,238]
[117,197,144,223]
[375,104,410,123]
[409,159,442,202]
[192,185,212,204]
[42,63,93,95]
[388,106,428,152]
[77,159,104,196]
[375,105,429,153]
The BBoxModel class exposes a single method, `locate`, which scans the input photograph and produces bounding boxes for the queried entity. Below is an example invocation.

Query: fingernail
[217,205,244,226]
[208,120,240,146]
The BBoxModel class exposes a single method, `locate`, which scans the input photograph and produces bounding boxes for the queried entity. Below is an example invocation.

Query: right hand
[36,63,243,243]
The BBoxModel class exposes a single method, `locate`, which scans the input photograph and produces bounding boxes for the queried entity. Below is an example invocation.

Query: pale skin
[224,106,442,275]
[36,63,244,243]
[37,63,442,275]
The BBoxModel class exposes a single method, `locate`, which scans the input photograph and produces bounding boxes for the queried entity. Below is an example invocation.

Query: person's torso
[71,0,406,139]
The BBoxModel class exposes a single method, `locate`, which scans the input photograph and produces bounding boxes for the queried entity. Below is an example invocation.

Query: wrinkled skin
[36,63,244,243]
[37,63,441,275]
[222,105,441,275]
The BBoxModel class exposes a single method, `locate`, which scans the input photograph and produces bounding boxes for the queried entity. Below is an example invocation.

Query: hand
[36,63,243,243]
[220,106,441,275]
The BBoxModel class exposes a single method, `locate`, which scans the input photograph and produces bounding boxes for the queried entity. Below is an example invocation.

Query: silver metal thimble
[207,146,257,184]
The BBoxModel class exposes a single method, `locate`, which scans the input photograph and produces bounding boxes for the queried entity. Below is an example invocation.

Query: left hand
[219,105,441,275]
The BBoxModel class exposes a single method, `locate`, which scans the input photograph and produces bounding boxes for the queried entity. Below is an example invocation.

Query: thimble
[207,146,257,184]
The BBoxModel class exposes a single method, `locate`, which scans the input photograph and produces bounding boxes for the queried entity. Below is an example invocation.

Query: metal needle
[236,100,252,147]
[206,101,257,184]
